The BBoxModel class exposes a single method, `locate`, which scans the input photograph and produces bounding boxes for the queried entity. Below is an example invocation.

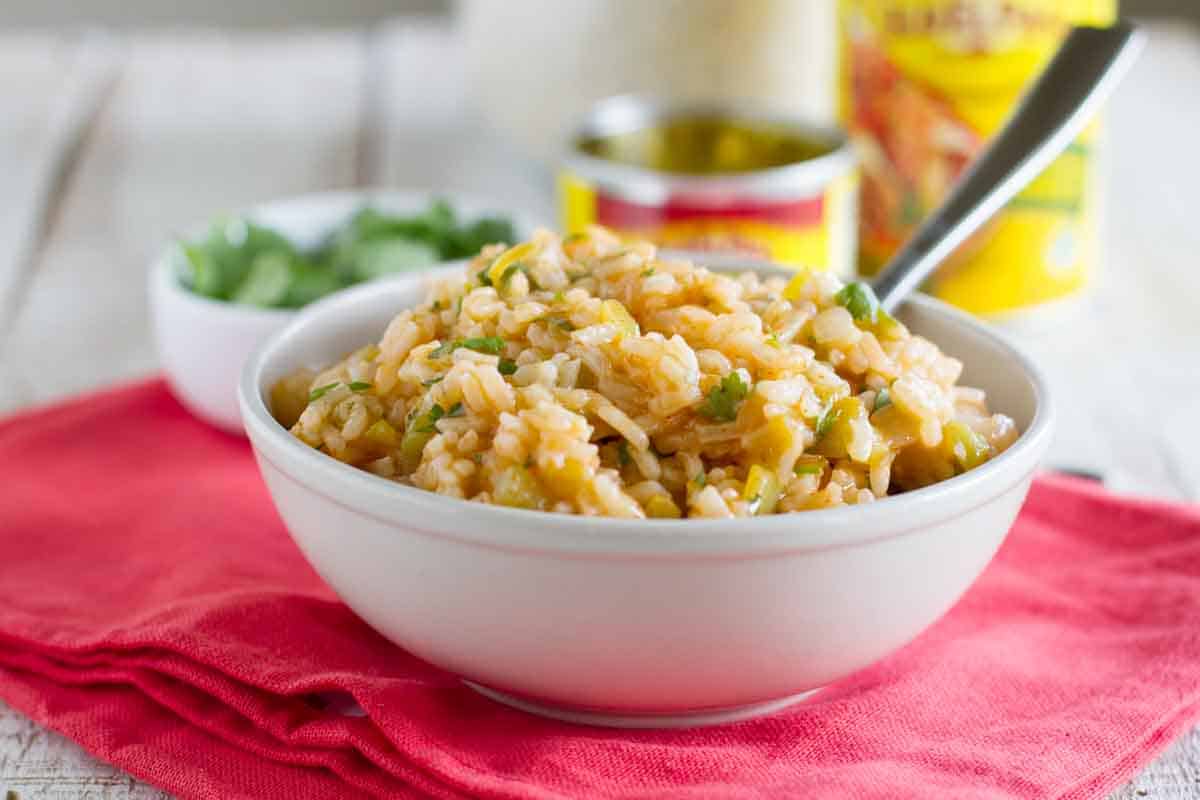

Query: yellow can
[560,96,859,277]
[838,0,1117,318]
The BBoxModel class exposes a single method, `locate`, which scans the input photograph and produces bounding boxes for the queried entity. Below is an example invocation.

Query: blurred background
[1,1,1199,795]
[1,0,1197,488]
[1,1,1197,466]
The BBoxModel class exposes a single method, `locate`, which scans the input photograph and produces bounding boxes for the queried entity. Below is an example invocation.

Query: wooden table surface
[1,18,1198,799]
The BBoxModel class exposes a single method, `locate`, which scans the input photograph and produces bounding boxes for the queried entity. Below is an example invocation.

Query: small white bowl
[239,265,1055,728]
[149,189,542,434]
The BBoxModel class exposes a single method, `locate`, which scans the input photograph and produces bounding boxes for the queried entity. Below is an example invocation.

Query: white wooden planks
[0,19,1198,800]
[0,31,364,414]
[371,20,555,223]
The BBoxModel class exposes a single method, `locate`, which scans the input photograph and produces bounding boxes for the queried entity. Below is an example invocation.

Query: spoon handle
[872,22,1143,313]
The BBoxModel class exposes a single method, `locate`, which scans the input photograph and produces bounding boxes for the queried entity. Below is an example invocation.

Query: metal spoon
[871,22,1144,313]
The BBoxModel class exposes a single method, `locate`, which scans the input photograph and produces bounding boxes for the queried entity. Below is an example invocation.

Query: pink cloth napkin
[1,378,1199,799]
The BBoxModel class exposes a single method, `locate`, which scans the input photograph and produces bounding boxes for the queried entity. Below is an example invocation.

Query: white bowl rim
[149,186,547,322]
[240,266,1055,558]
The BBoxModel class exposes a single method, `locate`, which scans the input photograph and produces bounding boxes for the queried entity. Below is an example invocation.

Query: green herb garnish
[699,372,750,422]
[874,388,892,412]
[500,263,523,285]
[413,404,446,433]
[542,315,575,332]
[815,403,840,438]
[694,471,707,488]
[641,267,656,277]
[348,381,373,392]
[180,202,516,310]
[617,441,632,467]
[460,336,505,354]
[446,401,465,418]
[308,382,339,402]
[834,281,881,324]
[421,376,444,386]
[429,336,506,360]
[498,358,518,376]
[476,267,493,287]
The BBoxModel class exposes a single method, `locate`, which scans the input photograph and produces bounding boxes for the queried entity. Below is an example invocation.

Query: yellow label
[558,172,596,234]
[557,170,858,277]
[838,0,1116,315]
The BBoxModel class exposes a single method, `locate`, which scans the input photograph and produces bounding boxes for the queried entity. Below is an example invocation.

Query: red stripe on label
[595,192,824,228]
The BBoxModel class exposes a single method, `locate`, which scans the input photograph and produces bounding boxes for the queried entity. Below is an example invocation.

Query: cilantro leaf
[459,336,505,355]
[308,382,339,402]
[699,372,750,422]
[834,282,881,324]
[413,404,445,433]
[429,336,506,360]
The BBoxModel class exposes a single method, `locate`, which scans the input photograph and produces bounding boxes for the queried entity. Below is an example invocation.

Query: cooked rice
[273,227,1019,519]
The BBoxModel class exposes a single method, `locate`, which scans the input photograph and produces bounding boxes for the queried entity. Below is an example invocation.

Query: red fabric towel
[1,379,1199,800]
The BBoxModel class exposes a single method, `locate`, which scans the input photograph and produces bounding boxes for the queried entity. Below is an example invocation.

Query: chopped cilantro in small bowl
[178,199,518,309]
[151,190,539,434]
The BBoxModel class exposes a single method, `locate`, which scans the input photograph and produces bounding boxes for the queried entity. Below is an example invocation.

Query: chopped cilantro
[835,281,881,324]
[498,358,518,376]
[476,267,493,287]
[348,381,373,392]
[428,340,456,360]
[413,404,445,433]
[446,401,465,418]
[308,382,339,402]
[815,403,840,438]
[699,371,750,422]
[460,336,505,354]
[428,336,506,360]
[500,262,523,285]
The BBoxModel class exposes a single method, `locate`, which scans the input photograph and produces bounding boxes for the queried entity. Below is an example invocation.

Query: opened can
[559,97,859,277]
[838,0,1117,318]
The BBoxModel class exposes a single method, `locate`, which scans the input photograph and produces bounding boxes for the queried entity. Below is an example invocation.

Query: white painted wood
[0,700,170,798]
[0,30,364,414]
[372,19,555,223]
[1,20,1198,800]
[0,34,76,412]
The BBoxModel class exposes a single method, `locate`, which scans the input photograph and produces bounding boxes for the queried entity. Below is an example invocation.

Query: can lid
[563,95,856,202]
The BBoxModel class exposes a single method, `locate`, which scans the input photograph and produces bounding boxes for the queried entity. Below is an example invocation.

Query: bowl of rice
[240,226,1053,727]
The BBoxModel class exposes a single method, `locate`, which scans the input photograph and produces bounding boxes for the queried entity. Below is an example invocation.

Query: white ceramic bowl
[240,269,1054,728]
[150,189,542,434]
